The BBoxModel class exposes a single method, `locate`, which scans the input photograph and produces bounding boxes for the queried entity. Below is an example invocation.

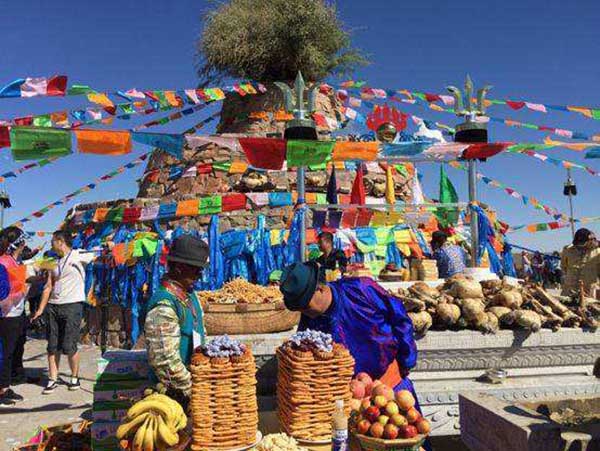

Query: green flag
[435,164,459,227]
[10,127,72,161]
[286,140,334,168]
[67,85,96,95]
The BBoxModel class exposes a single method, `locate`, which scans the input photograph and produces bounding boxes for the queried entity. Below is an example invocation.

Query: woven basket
[204,302,300,335]
[276,343,355,441]
[190,348,258,451]
[353,433,426,451]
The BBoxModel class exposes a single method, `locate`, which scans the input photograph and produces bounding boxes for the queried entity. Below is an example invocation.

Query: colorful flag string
[335,85,600,143]
[11,153,149,228]
[0,157,61,183]
[508,216,600,233]
[448,161,568,220]
[506,145,600,177]
[337,81,600,121]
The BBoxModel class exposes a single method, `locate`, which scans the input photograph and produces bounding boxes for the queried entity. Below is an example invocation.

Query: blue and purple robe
[298,277,430,448]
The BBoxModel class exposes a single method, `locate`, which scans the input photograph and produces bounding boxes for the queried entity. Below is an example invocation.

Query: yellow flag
[87,93,114,108]
[385,165,395,209]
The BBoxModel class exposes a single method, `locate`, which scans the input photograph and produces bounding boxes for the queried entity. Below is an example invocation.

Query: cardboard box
[96,350,151,382]
[93,379,151,404]
[92,400,133,423]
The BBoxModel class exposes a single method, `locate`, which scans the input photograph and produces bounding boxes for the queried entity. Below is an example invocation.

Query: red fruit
[350,380,366,399]
[400,424,418,439]
[360,399,372,412]
[357,419,371,435]
[383,423,399,440]
[356,372,373,386]
[405,407,421,424]
[364,406,380,423]
[415,419,431,435]
[395,390,416,411]
[369,422,384,439]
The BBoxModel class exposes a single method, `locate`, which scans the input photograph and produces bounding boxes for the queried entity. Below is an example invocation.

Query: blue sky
[0,0,598,251]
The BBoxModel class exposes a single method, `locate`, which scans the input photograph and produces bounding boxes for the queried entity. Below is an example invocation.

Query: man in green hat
[145,235,208,404]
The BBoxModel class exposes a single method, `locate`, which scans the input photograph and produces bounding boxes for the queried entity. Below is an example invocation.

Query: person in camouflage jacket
[145,235,208,403]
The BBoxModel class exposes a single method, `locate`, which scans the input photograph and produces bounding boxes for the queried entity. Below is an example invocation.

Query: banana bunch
[116,392,187,451]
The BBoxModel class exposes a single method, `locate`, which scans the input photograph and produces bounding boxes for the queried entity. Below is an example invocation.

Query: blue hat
[280,261,319,311]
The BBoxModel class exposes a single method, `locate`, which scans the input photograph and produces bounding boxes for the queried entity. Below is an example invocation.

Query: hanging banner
[286,140,334,167]
[9,127,72,161]
[75,130,132,155]
[131,132,184,159]
[0,75,67,98]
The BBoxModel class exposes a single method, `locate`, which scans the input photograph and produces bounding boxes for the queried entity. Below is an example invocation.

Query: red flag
[350,164,366,205]
[425,93,441,102]
[239,137,286,170]
[46,75,67,96]
[0,126,10,148]
[462,143,510,160]
[506,101,525,110]
[222,193,247,212]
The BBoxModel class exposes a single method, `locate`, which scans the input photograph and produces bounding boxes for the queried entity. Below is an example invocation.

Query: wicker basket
[190,347,258,451]
[204,302,300,335]
[276,343,355,441]
[353,433,426,451]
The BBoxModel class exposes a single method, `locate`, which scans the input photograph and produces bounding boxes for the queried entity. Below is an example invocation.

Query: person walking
[32,231,96,394]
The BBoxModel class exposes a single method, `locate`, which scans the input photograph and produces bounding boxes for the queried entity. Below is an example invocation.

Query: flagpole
[468,160,479,267]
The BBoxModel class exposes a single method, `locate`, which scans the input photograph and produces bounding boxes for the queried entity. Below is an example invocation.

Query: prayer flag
[332,142,379,161]
[286,140,334,168]
[239,138,286,170]
[131,132,184,159]
[350,164,366,205]
[176,199,200,217]
[87,93,114,108]
[0,75,67,98]
[222,193,247,212]
[0,126,10,148]
[385,166,395,209]
[67,85,95,95]
[9,127,72,161]
[199,196,222,215]
[326,166,338,205]
[75,130,132,155]
[435,164,459,227]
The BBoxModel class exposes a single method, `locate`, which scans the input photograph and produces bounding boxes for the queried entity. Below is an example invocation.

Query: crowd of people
[0,224,598,412]
[0,228,95,406]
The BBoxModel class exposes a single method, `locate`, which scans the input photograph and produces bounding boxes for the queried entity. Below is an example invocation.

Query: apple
[395,390,416,411]
[357,419,371,435]
[415,418,431,435]
[377,415,389,426]
[364,406,380,423]
[373,395,388,408]
[356,372,373,387]
[400,424,418,439]
[350,380,366,399]
[371,384,387,398]
[360,399,372,412]
[383,423,399,440]
[405,407,420,424]
[349,398,362,412]
[369,422,384,439]
[385,401,399,417]
[391,414,408,427]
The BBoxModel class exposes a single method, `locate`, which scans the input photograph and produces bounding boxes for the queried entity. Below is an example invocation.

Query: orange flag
[75,130,132,155]
[332,142,379,161]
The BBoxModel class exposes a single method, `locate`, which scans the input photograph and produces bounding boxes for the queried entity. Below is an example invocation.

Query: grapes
[288,329,334,353]
[201,335,247,358]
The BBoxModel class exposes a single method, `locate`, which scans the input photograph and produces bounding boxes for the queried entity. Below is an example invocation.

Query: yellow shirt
[560,245,600,295]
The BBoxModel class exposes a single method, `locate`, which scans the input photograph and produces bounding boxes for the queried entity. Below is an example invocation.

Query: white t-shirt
[50,249,95,305]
